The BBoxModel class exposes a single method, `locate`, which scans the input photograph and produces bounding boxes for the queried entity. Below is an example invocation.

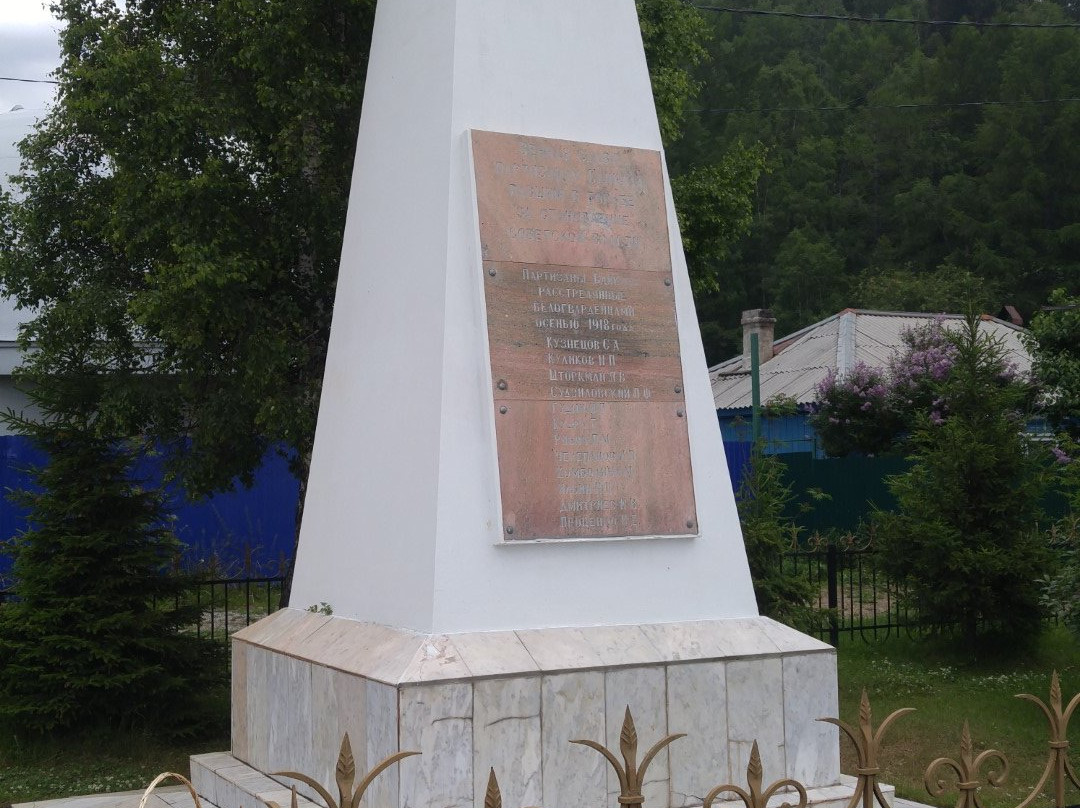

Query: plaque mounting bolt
[674,384,682,394]
[499,406,508,415]
[686,520,695,529]
[487,267,496,277]
[497,379,508,390]
[505,525,515,535]
[664,277,673,287]
[676,408,685,417]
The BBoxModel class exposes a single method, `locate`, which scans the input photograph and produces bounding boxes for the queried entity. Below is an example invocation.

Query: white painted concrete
[290,0,757,633]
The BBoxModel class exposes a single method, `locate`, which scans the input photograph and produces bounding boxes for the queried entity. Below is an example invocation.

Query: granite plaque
[472,130,697,540]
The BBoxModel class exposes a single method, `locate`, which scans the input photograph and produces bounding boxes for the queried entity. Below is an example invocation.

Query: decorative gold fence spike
[621,707,640,787]
[337,732,357,802]
[572,705,686,808]
[267,732,420,808]
[262,784,300,808]
[702,739,808,808]
[1014,670,1080,808]
[486,768,503,808]
[483,767,546,808]
[747,740,764,795]
[924,720,1009,808]
[138,772,203,808]
[819,688,915,808]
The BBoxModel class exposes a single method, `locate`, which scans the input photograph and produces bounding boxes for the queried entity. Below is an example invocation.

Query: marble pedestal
[191,609,849,808]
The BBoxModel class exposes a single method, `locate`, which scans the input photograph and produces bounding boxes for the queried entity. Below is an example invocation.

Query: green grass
[0,729,229,804]
[836,625,1080,808]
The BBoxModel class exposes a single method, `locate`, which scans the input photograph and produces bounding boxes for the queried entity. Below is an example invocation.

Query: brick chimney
[741,308,776,371]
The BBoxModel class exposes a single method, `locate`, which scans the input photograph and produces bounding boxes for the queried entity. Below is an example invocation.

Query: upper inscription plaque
[472,130,697,540]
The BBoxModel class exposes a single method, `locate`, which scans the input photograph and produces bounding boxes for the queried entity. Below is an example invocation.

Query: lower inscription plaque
[473,130,697,540]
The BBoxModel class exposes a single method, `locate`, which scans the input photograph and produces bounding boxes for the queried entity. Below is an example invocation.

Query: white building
[0,105,43,431]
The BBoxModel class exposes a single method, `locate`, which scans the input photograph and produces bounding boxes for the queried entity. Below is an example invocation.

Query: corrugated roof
[710,310,1032,411]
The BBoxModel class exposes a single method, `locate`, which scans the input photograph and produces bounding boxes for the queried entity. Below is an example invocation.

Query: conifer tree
[0,381,221,736]
[874,316,1049,646]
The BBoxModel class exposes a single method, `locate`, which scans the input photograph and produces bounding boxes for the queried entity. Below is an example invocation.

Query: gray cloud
[0,22,62,111]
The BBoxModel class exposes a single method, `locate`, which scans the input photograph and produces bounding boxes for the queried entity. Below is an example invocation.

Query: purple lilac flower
[816,369,838,398]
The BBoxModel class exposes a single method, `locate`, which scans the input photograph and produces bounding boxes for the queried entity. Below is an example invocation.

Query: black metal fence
[781,542,918,645]
[172,575,286,643]
[0,552,917,650]
[0,575,286,643]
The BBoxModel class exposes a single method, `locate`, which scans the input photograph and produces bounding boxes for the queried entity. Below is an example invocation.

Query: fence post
[827,543,839,646]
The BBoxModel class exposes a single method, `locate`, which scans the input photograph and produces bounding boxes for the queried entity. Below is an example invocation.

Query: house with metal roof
[710,307,1034,456]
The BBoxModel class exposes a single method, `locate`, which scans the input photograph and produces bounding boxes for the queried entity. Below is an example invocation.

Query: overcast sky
[0,0,62,112]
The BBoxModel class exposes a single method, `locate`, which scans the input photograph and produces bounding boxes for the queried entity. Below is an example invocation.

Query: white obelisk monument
[192,3,845,808]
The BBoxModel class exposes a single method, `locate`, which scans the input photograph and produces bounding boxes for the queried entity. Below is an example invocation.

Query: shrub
[737,446,817,629]
[1040,436,1080,633]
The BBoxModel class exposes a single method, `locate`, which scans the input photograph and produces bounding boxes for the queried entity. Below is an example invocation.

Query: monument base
[191,760,882,808]
[192,609,849,808]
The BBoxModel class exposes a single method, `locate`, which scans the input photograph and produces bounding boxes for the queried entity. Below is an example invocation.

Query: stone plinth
[191,610,842,808]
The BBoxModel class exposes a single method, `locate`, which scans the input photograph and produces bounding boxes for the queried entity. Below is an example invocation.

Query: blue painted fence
[724,440,754,494]
[0,436,300,582]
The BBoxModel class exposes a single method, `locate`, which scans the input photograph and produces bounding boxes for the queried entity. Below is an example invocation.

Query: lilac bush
[810,363,900,456]
[810,319,1031,457]
[887,321,957,424]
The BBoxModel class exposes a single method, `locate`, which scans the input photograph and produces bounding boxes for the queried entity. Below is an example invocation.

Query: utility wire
[0,77,59,85]
[696,97,1080,113]
[689,4,1080,28]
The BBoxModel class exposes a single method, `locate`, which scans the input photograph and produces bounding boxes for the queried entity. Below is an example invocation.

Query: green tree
[854,264,997,314]
[677,0,1080,361]
[0,0,377,498]
[637,0,710,145]
[874,316,1049,647]
[672,140,767,295]
[1029,290,1080,436]
[641,0,767,312]
[0,387,220,736]
[1030,293,1080,634]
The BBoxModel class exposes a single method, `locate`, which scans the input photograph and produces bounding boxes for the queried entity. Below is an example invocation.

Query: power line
[0,77,59,85]
[690,4,1080,28]
[696,97,1080,113]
